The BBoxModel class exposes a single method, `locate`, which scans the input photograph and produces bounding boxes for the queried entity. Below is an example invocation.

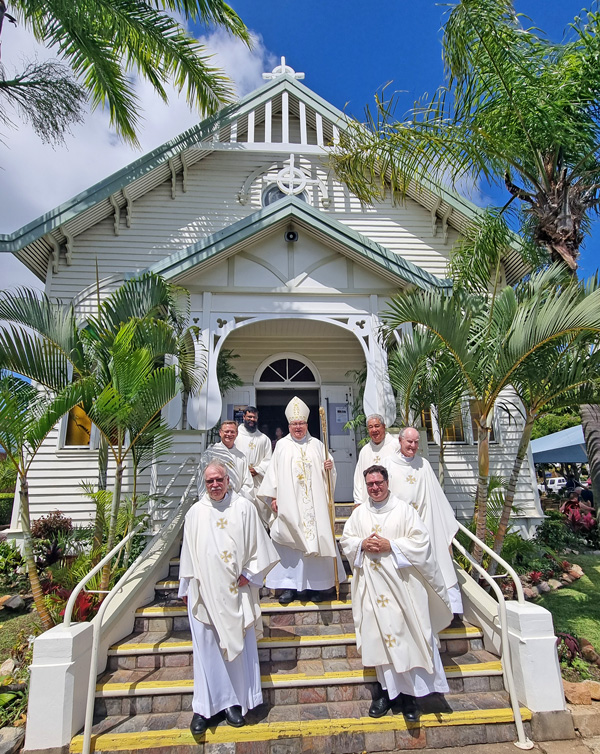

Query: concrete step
[108,625,485,670]
[73,692,531,753]
[95,648,503,719]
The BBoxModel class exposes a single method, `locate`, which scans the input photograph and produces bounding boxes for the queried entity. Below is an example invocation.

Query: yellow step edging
[70,707,531,752]
[135,599,352,617]
[109,633,358,655]
[96,661,502,696]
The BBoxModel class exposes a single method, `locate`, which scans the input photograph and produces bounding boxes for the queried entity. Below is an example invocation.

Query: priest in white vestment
[179,461,279,735]
[199,420,254,502]
[257,396,346,605]
[353,414,399,505]
[340,464,451,721]
[235,406,273,527]
[382,427,463,618]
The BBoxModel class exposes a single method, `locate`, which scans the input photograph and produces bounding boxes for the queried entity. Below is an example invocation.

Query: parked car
[546,477,567,493]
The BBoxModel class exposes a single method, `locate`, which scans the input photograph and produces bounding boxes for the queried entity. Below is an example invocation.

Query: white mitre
[285,396,309,422]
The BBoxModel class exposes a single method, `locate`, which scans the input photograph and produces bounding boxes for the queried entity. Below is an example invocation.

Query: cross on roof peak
[262,56,305,81]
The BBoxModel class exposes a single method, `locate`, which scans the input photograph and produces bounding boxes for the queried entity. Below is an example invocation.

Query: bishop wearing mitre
[258,396,345,604]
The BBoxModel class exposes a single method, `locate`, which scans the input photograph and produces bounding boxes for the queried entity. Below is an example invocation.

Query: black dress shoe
[399,693,421,722]
[310,589,324,603]
[278,589,297,605]
[449,613,464,629]
[224,705,246,727]
[369,691,391,718]
[190,713,208,734]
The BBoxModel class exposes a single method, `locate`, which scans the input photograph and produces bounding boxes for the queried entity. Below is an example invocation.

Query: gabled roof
[143,195,452,292]
[0,72,498,282]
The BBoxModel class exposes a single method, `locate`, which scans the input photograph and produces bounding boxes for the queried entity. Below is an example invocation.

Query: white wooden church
[3,58,542,534]
[2,59,570,754]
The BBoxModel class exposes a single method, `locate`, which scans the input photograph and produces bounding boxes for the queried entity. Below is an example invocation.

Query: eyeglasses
[206,477,226,485]
[290,422,307,428]
[366,480,386,488]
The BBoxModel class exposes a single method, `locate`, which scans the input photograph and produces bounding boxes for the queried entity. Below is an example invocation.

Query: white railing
[452,523,532,750]
[64,468,198,754]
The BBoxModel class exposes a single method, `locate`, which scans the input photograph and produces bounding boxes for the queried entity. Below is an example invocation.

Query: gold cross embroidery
[229,581,239,594]
[384,634,396,648]
[220,550,233,563]
[373,455,381,464]
[216,518,228,529]
[377,594,390,608]
[370,559,382,572]
[406,474,416,485]
[410,501,419,511]
[248,441,255,450]
[372,524,382,534]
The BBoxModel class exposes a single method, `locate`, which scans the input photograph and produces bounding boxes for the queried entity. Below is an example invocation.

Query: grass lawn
[0,610,37,664]
[537,553,600,650]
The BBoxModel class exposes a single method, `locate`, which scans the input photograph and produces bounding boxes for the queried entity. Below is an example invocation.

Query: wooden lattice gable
[142,195,452,293]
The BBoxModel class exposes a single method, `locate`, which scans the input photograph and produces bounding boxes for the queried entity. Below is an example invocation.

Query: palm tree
[388,328,466,488]
[0,0,249,144]
[379,266,600,562]
[0,273,204,593]
[0,372,87,630]
[331,0,600,502]
[488,333,600,573]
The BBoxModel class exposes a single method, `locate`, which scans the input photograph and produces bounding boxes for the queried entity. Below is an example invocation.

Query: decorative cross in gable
[262,56,305,81]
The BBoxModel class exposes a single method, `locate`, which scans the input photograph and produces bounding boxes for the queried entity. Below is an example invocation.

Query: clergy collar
[201,489,233,509]
[367,493,397,514]
[369,434,388,450]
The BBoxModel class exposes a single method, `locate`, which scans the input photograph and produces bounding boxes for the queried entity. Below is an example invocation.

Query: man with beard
[340,465,451,721]
[383,427,463,620]
[235,406,273,526]
[179,461,279,734]
[353,414,399,505]
[200,420,254,502]
[258,396,345,605]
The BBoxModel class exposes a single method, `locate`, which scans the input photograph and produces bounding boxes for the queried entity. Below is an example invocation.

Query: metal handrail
[63,520,147,627]
[453,520,525,604]
[452,537,533,750]
[74,468,198,754]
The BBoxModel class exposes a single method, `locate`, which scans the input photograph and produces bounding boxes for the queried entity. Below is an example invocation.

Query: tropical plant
[388,328,465,487]
[331,0,600,501]
[0,373,83,629]
[0,0,250,144]
[378,266,600,562]
[0,273,204,596]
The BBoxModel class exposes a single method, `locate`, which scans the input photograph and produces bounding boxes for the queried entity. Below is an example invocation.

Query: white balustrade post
[24,622,93,753]
[505,601,565,712]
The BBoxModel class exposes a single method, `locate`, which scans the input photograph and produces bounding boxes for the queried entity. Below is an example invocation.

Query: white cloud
[0,20,274,290]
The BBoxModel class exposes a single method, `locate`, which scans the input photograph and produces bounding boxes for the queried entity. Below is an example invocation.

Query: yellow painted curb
[96,661,502,696]
[70,707,532,752]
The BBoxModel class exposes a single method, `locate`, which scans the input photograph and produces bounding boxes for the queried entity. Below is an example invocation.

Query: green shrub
[534,510,587,552]
[0,493,13,526]
[0,540,28,592]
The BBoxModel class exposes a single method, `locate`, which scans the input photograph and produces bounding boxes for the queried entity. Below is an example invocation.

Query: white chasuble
[340,494,451,675]
[235,425,273,526]
[383,453,461,602]
[179,492,279,662]
[353,432,399,505]
[258,433,338,558]
[199,442,254,502]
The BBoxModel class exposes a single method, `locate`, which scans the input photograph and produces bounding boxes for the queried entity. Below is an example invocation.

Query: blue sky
[228,0,600,279]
